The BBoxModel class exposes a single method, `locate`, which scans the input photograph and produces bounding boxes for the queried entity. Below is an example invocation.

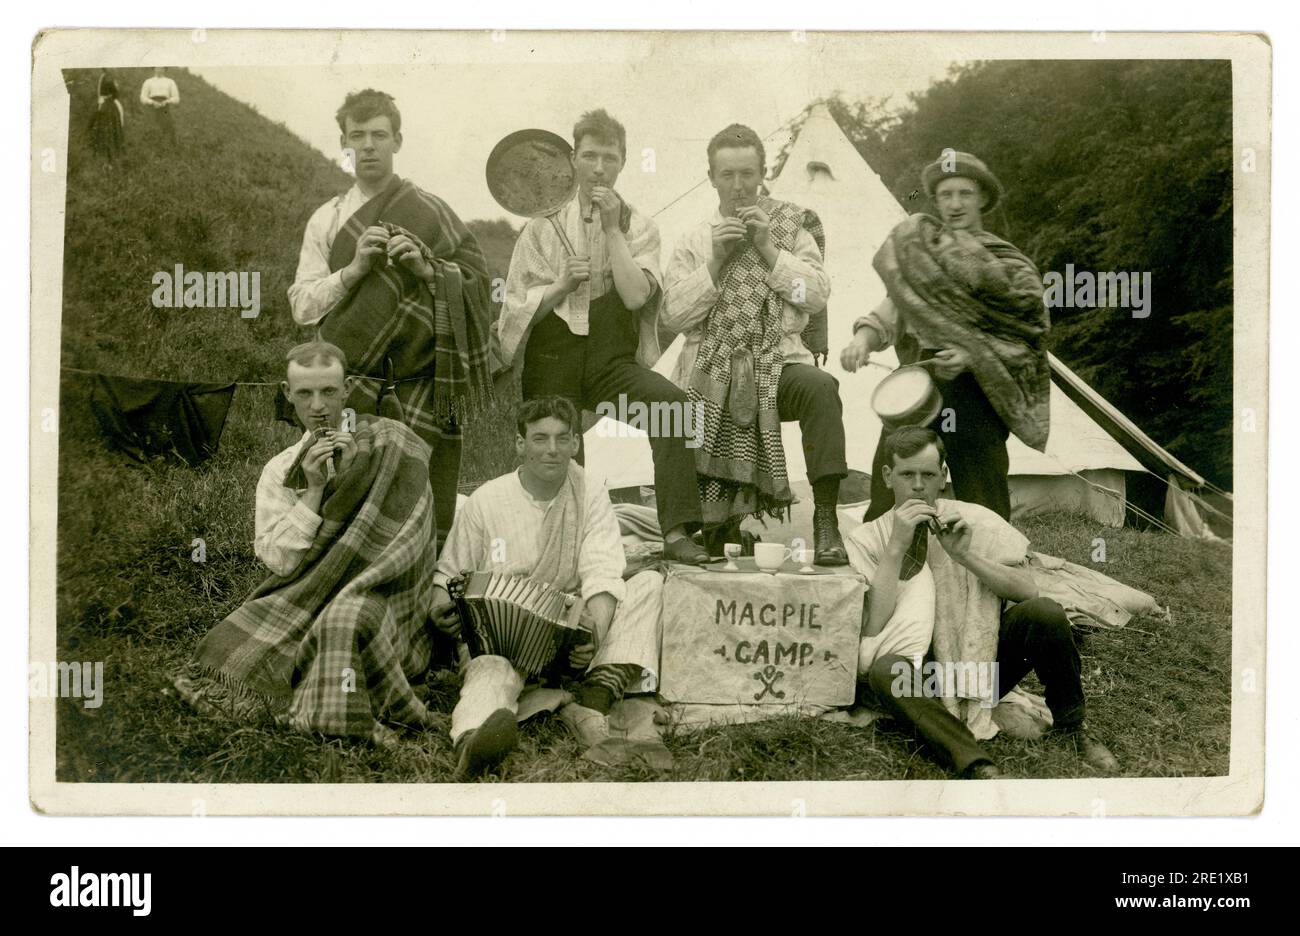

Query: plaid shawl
[874,214,1051,450]
[688,197,825,525]
[187,416,437,740]
[319,175,495,435]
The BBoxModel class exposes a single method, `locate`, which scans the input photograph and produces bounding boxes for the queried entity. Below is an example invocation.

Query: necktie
[900,522,929,581]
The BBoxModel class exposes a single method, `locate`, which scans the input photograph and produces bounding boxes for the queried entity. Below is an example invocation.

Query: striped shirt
[497,196,662,367]
[253,432,320,577]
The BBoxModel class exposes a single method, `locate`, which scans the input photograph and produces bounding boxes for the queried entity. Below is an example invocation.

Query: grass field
[50,68,1233,787]
[55,375,1232,785]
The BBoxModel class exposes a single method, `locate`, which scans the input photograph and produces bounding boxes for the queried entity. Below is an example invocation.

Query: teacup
[753,542,791,572]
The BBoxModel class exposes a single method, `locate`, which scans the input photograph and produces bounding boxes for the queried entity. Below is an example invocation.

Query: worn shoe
[453,707,518,780]
[662,536,714,565]
[559,702,611,750]
[812,505,849,566]
[964,761,1002,780]
[1064,729,1119,774]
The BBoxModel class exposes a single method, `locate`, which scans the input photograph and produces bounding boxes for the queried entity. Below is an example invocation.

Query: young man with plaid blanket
[428,396,665,779]
[174,341,439,746]
[288,89,495,552]
[841,152,1051,522]
[662,124,849,566]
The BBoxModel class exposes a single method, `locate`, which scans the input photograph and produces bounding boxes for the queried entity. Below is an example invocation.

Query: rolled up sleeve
[765,228,830,314]
[434,497,488,592]
[853,296,901,351]
[661,236,718,334]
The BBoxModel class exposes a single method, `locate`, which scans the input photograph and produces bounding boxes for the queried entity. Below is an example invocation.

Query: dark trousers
[778,363,848,487]
[862,597,1084,773]
[864,653,992,774]
[148,104,177,145]
[522,292,702,535]
[865,370,1011,521]
[996,596,1085,730]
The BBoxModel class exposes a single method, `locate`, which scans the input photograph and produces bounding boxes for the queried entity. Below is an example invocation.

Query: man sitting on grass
[429,395,665,779]
[846,426,1118,778]
[173,340,440,746]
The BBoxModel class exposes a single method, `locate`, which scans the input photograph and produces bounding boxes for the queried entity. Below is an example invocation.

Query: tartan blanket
[183,416,437,741]
[319,174,495,436]
[689,197,825,525]
[874,214,1051,450]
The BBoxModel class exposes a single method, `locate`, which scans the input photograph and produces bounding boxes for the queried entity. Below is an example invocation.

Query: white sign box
[659,567,865,708]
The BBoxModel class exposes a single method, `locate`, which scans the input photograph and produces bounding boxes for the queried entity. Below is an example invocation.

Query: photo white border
[14,3,1284,842]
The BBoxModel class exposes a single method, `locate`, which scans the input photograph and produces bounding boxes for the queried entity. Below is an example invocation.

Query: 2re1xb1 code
[1123,873,1249,887]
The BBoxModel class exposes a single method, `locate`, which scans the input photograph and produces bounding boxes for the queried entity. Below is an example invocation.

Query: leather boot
[812,504,849,567]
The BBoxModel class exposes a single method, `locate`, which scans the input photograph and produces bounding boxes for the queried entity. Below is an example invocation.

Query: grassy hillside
[64,68,347,380]
[62,68,522,384]
[52,69,1231,788]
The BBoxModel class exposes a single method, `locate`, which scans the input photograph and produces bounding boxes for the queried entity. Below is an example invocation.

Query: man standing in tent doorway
[288,89,495,553]
[842,151,1051,522]
[497,108,712,566]
[663,123,849,565]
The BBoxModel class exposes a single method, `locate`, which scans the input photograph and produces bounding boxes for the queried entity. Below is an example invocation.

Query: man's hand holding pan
[710,218,747,260]
[934,505,973,560]
[387,229,437,282]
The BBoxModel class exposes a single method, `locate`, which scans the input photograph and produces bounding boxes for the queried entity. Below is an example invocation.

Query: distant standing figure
[139,67,179,145]
[89,69,125,163]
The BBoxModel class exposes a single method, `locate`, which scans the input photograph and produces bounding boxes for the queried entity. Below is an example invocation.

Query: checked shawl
[874,214,1051,450]
[187,416,437,741]
[689,197,825,525]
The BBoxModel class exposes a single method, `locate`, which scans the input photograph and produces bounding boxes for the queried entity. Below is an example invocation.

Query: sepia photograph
[28,28,1268,816]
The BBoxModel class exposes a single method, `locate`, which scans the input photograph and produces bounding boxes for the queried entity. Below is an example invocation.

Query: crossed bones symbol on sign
[753,665,786,701]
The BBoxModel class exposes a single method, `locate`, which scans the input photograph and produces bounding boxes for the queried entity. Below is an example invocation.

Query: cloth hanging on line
[89,374,236,466]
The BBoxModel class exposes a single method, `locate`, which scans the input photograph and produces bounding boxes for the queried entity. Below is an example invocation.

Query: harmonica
[313,427,337,481]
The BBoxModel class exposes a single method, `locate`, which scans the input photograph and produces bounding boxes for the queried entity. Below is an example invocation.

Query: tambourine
[869,359,943,430]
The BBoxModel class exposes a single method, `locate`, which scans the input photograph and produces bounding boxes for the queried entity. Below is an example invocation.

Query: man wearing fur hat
[842,151,1050,522]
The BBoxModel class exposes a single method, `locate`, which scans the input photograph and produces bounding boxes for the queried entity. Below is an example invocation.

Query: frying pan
[485,128,580,256]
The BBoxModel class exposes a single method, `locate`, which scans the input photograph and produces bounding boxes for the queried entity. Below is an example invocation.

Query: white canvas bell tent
[583,104,1227,538]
